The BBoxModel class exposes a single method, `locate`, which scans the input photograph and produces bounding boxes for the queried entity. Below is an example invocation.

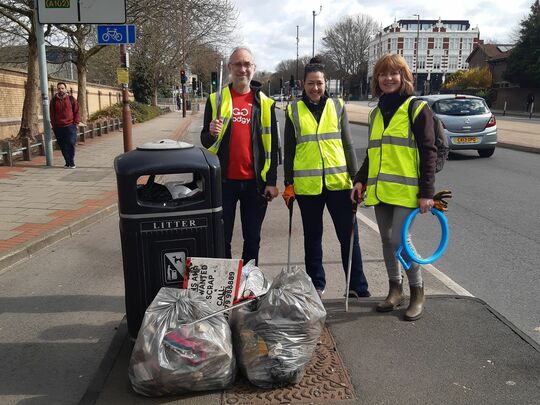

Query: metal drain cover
[222,326,356,404]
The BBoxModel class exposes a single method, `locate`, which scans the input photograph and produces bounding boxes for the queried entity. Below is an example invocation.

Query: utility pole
[120,44,133,152]
[34,4,53,166]
[296,25,299,85]
[414,14,420,94]
[312,6,322,57]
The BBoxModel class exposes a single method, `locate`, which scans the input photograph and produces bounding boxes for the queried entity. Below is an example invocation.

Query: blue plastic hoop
[396,208,449,270]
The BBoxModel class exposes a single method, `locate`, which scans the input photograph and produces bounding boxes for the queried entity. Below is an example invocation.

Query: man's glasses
[230,62,255,69]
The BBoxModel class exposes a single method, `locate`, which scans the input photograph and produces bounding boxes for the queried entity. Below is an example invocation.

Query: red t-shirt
[227,88,255,180]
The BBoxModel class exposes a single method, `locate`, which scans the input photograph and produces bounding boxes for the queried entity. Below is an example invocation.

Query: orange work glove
[282,184,295,208]
[433,189,452,212]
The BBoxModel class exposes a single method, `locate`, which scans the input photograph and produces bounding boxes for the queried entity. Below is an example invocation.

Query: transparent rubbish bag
[128,288,236,397]
[229,266,326,388]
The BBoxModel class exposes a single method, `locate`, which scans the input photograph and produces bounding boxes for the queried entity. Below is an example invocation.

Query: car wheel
[478,148,495,158]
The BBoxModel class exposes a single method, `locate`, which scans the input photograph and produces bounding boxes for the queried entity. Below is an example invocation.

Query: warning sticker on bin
[183,257,243,311]
[163,252,185,284]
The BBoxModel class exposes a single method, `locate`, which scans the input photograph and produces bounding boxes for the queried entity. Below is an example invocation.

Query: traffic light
[211,71,217,87]
[290,75,295,88]
[279,78,283,88]
[180,69,187,84]
[192,77,197,90]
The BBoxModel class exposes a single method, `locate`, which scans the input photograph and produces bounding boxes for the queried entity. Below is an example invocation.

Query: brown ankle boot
[376,280,405,312]
[404,284,425,321]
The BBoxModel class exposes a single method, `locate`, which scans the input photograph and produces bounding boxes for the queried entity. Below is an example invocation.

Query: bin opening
[137,173,204,207]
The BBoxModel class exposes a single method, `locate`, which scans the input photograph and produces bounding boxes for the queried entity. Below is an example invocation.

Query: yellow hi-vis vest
[288,98,352,195]
[364,96,426,208]
[208,86,274,182]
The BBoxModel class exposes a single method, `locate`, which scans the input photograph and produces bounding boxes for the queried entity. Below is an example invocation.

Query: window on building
[404,38,415,49]
[434,38,443,49]
[405,55,413,67]
[391,38,397,51]
[449,38,459,50]
[417,56,426,69]
[419,38,427,49]
[448,56,458,69]
[433,55,442,69]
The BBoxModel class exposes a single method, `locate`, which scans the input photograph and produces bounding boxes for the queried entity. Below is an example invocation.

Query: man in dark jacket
[201,47,279,264]
[50,82,80,168]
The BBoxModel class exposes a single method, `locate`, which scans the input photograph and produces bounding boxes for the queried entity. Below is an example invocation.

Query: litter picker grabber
[287,200,294,272]
[179,294,263,328]
[345,191,358,312]
[216,60,224,119]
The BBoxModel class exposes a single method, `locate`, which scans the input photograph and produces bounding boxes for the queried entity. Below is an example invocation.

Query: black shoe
[347,290,371,298]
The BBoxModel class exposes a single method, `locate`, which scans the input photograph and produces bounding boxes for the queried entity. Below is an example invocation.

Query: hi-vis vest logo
[163,252,185,284]
[232,106,251,125]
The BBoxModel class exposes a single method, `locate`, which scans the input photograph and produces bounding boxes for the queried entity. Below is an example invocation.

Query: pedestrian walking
[200,47,279,265]
[50,82,80,168]
[282,57,370,299]
[526,92,535,113]
[351,53,437,321]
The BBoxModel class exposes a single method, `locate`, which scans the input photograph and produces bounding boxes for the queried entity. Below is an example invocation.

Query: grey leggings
[374,203,423,287]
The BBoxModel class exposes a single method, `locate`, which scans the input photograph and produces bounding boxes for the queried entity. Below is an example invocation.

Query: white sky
[232,0,533,72]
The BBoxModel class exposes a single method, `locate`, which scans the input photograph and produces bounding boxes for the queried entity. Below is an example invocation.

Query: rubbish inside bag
[236,259,272,301]
[128,288,236,397]
[230,266,326,388]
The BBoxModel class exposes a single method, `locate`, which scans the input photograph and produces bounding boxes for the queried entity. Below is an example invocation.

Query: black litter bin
[114,139,225,338]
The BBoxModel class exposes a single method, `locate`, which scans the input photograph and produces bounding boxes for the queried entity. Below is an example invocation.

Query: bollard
[79,124,86,143]
[530,102,534,119]
[5,140,13,166]
[22,137,32,161]
[503,101,507,116]
[36,134,45,156]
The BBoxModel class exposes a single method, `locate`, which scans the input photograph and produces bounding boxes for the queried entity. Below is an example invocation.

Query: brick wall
[0,67,130,140]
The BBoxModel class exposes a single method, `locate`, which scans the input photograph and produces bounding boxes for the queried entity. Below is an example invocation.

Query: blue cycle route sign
[97,25,136,45]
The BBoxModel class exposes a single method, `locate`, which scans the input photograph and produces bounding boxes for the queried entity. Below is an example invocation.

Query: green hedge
[88,101,162,123]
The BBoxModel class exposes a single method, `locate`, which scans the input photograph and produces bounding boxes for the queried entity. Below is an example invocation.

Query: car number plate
[455,136,478,144]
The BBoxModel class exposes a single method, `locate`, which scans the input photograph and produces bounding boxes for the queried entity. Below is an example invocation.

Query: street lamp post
[312,5,322,57]
[296,25,299,94]
[413,14,420,94]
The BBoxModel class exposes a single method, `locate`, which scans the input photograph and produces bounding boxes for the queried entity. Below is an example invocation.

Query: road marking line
[356,211,473,297]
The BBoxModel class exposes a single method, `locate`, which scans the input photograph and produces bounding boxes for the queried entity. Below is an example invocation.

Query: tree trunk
[152,87,158,106]
[76,54,88,123]
[18,28,40,141]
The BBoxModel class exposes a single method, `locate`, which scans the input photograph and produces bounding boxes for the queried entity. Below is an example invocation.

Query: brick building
[367,18,480,95]
[466,43,515,88]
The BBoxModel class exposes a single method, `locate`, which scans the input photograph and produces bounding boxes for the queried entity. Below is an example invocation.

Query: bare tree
[322,14,379,94]
[0,1,51,140]
[54,24,105,123]
[130,0,238,104]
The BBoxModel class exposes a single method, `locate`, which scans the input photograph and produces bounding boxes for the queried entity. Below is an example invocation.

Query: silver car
[418,94,497,157]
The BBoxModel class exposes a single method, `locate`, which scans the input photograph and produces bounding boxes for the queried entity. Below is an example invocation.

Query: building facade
[367,18,480,95]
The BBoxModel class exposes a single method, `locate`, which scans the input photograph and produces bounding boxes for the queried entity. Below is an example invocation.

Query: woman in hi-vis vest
[352,54,437,321]
[282,57,370,299]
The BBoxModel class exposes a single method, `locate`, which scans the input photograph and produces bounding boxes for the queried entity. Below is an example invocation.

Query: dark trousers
[53,124,77,166]
[222,179,268,265]
[296,188,369,294]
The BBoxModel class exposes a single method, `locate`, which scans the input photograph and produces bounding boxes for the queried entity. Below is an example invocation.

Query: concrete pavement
[0,106,538,404]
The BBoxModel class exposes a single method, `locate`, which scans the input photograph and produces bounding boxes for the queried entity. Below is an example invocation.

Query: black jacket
[200,82,278,192]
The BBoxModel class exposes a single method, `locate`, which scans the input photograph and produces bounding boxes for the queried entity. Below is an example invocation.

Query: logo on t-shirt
[232,107,251,125]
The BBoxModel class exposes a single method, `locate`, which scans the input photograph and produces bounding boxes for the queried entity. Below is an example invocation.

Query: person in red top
[201,47,279,264]
[49,82,80,168]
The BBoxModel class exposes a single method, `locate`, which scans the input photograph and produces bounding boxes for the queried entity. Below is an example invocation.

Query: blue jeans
[296,188,369,295]
[53,124,77,166]
[222,179,268,265]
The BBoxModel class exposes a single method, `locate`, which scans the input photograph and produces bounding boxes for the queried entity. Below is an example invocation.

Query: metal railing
[0,117,135,167]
